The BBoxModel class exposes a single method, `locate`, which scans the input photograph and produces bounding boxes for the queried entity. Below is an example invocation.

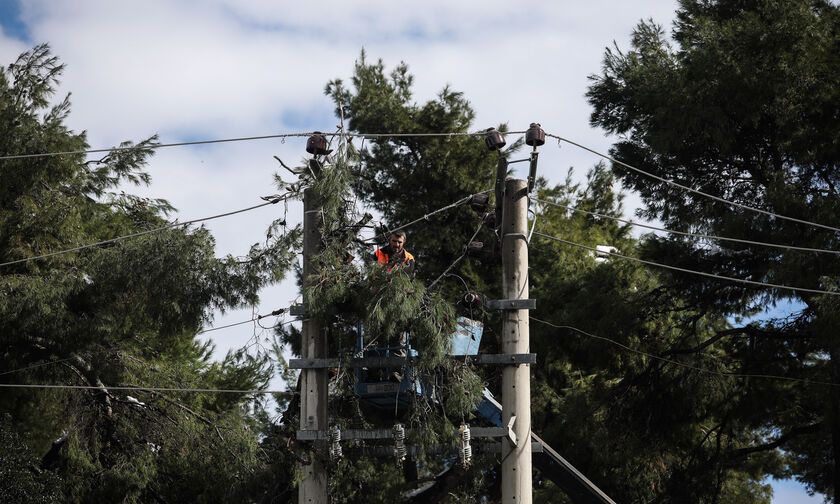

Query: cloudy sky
[0,1,819,501]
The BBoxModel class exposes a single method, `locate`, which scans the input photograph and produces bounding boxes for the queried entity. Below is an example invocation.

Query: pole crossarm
[288,353,536,369]
[297,427,541,443]
[485,299,536,310]
[326,443,545,457]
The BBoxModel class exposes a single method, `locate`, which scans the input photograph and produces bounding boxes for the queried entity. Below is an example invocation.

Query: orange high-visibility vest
[375,247,415,270]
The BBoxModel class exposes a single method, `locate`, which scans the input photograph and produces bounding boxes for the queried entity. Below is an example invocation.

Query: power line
[548,133,840,235]
[534,198,840,256]
[428,219,484,290]
[530,317,838,387]
[6,319,830,392]
[0,357,76,376]
[197,318,262,334]
[197,315,300,335]
[531,231,840,297]
[9,124,837,238]
[0,383,286,394]
[0,318,300,379]
[0,133,316,161]
[0,130,525,161]
[0,194,293,268]
[363,190,490,244]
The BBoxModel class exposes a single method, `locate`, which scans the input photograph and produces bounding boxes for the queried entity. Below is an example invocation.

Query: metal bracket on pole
[494,156,508,229]
[507,415,518,447]
[290,304,306,317]
[527,151,539,193]
[485,299,536,311]
[503,232,529,247]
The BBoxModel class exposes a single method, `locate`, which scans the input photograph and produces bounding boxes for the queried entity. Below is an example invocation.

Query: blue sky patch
[0,0,29,42]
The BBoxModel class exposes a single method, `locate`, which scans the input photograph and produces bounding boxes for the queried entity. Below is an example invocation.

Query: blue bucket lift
[353,317,484,409]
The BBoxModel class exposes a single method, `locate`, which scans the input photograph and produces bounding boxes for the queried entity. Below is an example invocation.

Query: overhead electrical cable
[0,318,300,380]
[0,357,77,376]
[428,220,485,290]
[0,133,317,160]
[547,133,840,235]
[530,317,838,387]
[531,231,840,297]
[363,190,490,244]
[197,314,299,335]
[0,383,286,394]
[6,126,838,234]
[534,198,840,255]
[0,194,294,268]
[0,130,525,161]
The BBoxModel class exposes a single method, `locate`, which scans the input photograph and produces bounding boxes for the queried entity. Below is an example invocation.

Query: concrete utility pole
[501,178,532,503]
[300,182,328,504]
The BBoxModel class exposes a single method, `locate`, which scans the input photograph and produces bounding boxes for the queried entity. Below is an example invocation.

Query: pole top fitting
[485,128,506,151]
[306,132,332,155]
[525,123,545,147]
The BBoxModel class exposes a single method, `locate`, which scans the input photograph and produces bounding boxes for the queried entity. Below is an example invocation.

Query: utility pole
[501,178,532,503]
[300,172,328,503]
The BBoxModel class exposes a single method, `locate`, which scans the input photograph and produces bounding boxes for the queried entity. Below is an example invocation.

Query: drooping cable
[531,231,840,297]
[364,190,490,245]
[0,194,294,268]
[534,197,840,255]
[0,133,316,161]
[548,133,840,235]
[0,383,286,394]
[0,131,526,161]
[0,357,77,376]
[530,317,839,388]
[196,312,297,335]
[427,219,484,291]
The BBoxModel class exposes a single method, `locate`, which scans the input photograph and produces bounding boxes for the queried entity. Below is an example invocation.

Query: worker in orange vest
[374,229,415,275]
[373,229,414,373]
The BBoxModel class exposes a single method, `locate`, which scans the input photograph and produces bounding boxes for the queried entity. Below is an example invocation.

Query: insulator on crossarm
[393,423,407,465]
[469,193,489,213]
[484,128,506,151]
[459,423,472,469]
[329,425,343,461]
[306,132,332,155]
[466,241,484,258]
[525,123,545,147]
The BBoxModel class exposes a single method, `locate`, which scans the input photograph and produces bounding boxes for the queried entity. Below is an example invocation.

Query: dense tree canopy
[0,45,300,502]
[7,4,838,498]
[588,0,840,500]
[313,52,784,503]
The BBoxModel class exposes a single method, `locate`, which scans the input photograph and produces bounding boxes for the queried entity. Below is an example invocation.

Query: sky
[0,0,821,502]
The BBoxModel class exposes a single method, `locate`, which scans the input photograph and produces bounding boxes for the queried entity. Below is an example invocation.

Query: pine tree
[312,53,780,503]
[587,0,840,500]
[0,45,301,502]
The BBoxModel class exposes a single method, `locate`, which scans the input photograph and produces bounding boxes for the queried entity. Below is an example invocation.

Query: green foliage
[0,415,62,503]
[325,51,517,300]
[0,45,301,502]
[303,132,483,409]
[587,0,840,500]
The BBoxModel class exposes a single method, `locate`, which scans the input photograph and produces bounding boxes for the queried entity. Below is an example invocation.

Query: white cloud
[2,3,823,500]
[2,0,684,374]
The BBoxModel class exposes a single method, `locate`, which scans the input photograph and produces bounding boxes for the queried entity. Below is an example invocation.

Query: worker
[374,229,415,275]
[373,230,415,377]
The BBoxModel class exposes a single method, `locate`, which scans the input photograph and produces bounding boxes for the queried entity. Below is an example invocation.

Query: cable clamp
[507,415,518,447]
[503,232,529,247]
